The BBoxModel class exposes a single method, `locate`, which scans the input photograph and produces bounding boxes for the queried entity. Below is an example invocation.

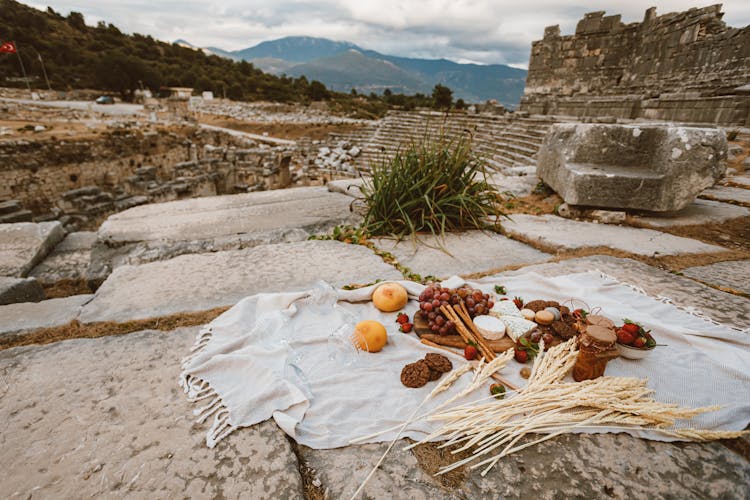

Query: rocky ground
[1,94,749,497]
[1,163,749,498]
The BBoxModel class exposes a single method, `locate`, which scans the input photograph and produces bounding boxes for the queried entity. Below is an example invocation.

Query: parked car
[95,96,115,105]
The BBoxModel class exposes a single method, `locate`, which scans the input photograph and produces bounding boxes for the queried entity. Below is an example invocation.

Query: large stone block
[0,221,65,277]
[0,276,45,305]
[537,123,727,212]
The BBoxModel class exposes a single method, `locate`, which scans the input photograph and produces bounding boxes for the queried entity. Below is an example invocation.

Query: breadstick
[454,303,496,361]
[420,338,462,357]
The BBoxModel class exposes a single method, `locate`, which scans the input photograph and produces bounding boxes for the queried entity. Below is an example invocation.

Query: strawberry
[396,313,409,324]
[633,336,647,348]
[616,328,635,345]
[514,348,529,363]
[399,322,413,333]
[513,296,524,309]
[621,323,640,336]
[464,345,478,360]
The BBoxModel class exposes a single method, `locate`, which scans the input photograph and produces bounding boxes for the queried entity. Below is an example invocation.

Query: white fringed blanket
[180,271,750,449]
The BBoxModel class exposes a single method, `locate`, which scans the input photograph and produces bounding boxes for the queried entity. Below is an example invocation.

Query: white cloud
[26,0,750,67]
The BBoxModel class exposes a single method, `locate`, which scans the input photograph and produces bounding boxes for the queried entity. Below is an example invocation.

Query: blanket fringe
[597,271,749,334]
[180,325,238,448]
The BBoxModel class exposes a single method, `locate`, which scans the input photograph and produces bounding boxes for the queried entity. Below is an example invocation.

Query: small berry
[514,348,529,363]
[617,328,635,345]
[399,322,413,333]
[621,323,640,335]
[464,345,478,360]
[490,383,506,400]
[396,313,409,324]
[633,336,647,348]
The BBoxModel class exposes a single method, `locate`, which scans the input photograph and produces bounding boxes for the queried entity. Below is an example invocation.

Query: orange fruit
[372,283,408,312]
[352,320,388,353]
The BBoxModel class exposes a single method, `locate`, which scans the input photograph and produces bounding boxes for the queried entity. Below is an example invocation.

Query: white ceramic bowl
[616,342,655,360]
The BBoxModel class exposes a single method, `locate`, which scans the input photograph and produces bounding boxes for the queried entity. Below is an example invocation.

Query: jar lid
[584,325,616,345]
[587,315,615,329]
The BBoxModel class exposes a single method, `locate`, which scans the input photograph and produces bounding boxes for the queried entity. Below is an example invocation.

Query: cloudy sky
[26,0,750,68]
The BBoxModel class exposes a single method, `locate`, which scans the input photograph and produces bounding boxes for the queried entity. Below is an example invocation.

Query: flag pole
[13,41,32,93]
[36,51,52,92]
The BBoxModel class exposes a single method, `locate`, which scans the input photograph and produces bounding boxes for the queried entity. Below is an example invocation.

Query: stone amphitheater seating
[328,110,557,174]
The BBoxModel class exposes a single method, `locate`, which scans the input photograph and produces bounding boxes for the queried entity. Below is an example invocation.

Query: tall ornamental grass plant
[361,133,505,239]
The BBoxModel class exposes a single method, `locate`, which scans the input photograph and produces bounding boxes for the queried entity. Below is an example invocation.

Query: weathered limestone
[373,231,549,278]
[682,259,750,295]
[79,240,401,323]
[631,199,750,228]
[0,327,304,499]
[327,177,366,197]
[29,231,96,284]
[502,214,728,256]
[0,276,44,305]
[0,221,65,277]
[300,431,750,499]
[537,123,727,212]
[0,294,92,336]
[727,175,750,188]
[521,6,750,126]
[487,172,539,197]
[700,185,750,207]
[88,187,362,280]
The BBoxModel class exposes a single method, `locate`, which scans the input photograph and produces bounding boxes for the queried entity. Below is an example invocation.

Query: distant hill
[199,36,527,107]
[0,1,331,103]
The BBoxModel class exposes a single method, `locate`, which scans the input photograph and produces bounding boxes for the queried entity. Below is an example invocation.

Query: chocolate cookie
[424,353,452,373]
[401,360,430,388]
[551,320,577,339]
[428,368,442,381]
[524,300,548,312]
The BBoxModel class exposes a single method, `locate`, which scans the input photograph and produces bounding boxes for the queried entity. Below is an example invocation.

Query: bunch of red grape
[416,285,494,335]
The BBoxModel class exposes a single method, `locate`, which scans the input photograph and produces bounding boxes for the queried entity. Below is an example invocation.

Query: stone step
[0,276,44,305]
[29,231,97,285]
[682,259,750,295]
[502,214,729,256]
[373,230,550,278]
[631,199,750,228]
[700,185,750,207]
[79,240,401,323]
[0,327,304,499]
[0,294,92,336]
[0,221,65,277]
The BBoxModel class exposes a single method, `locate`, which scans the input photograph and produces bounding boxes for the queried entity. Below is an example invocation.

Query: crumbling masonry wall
[519,5,750,125]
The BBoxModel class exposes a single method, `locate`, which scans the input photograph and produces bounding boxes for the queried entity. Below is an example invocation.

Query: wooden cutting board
[413,311,515,352]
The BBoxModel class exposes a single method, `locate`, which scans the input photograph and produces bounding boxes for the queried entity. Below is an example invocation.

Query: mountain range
[175,36,527,108]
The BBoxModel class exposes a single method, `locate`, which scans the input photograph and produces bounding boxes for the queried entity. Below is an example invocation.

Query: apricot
[372,282,408,312]
[352,320,388,353]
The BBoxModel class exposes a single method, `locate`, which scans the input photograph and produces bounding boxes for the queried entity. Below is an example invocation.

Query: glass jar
[573,325,618,382]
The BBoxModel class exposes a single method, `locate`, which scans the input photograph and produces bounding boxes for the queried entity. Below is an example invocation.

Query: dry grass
[199,115,366,141]
[0,307,228,351]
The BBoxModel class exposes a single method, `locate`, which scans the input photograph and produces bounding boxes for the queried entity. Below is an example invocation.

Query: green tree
[455,98,466,109]
[309,80,329,100]
[432,84,453,109]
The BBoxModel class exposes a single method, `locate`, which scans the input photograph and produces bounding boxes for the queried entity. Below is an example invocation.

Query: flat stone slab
[29,231,96,284]
[0,221,64,277]
[0,294,93,337]
[502,214,728,256]
[0,276,44,305]
[373,231,549,278]
[630,198,750,227]
[726,175,750,188]
[327,177,366,197]
[300,430,749,499]
[98,186,358,245]
[700,185,750,207]
[682,259,750,295]
[80,240,401,323]
[0,327,304,498]
[88,187,363,280]
[487,173,539,197]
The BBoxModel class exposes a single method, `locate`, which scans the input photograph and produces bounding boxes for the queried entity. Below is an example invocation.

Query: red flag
[0,41,17,54]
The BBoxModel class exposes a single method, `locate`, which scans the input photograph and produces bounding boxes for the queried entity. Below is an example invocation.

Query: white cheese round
[472,315,506,340]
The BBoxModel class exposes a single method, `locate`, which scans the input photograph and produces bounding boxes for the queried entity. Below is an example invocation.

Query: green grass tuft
[360,132,506,239]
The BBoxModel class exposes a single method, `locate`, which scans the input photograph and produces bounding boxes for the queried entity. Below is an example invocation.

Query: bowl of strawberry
[616,319,657,359]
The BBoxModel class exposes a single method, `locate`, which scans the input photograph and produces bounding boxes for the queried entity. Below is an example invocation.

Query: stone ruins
[0,4,749,499]
[521,5,750,125]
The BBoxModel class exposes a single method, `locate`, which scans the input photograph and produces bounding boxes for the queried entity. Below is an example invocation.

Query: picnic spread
[180,270,750,475]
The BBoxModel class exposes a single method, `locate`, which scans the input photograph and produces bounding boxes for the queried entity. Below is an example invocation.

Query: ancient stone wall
[0,129,294,230]
[520,5,750,125]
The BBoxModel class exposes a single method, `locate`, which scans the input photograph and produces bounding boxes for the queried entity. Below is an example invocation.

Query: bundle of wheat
[405,338,746,477]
